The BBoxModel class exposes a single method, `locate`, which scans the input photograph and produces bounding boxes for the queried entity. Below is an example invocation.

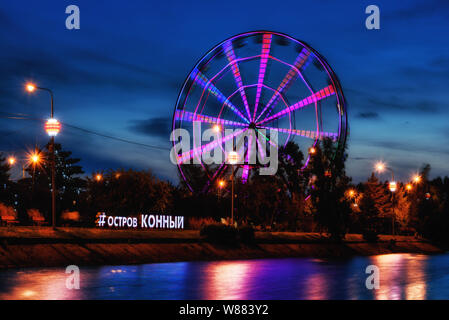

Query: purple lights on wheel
[224,41,252,121]
[190,68,249,123]
[258,85,336,125]
[253,33,272,121]
[172,31,348,193]
[256,48,311,123]
[175,110,246,128]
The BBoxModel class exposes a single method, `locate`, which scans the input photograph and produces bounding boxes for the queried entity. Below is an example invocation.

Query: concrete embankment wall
[0,228,444,269]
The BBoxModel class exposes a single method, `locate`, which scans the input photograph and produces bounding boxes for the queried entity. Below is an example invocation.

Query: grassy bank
[0,227,444,269]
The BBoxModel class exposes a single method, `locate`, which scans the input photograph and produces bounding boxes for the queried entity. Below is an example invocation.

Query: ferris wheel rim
[172,30,348,192]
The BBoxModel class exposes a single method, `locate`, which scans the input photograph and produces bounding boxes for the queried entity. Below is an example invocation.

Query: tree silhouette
[394,184,412,232]
[17,143,85,223]
[359,176,382,241]
[276,141,306,230]
[84,169,174,223]
[309,138,351,240]
[0,153,13,206]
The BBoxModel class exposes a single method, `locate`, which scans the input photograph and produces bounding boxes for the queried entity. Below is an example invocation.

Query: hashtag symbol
[97,212,106,227]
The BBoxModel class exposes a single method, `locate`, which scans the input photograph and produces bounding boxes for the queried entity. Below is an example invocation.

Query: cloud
[346,87,444,114]
[368,96,440,113]
[386,0,449,20]
[360,139,449,156]
[430,56,449,69]
[356,112,380,119]
[399,65,449,83]
[349,156,371,161]
[0,44,182,101]
[128,117,172,139]
[67,49,181,90]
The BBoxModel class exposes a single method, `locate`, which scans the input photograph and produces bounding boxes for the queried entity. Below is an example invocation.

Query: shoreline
[0,227,445,269]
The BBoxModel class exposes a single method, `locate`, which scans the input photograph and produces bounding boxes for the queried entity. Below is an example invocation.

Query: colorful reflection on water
[1,253,449,300]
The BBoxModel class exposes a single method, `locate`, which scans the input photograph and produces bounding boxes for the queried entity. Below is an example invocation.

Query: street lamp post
[217,180,224,201]
[26,83,60,229]
[389,181,397,238]
[375,162,396,238]
[228,151,239,226]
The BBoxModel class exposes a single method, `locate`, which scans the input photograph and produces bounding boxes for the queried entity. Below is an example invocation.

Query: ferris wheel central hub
[248,122,257,130]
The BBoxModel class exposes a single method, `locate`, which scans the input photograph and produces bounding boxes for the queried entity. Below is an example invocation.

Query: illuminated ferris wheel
[172,31,348,192]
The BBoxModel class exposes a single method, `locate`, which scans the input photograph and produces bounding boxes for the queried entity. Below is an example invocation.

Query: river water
[1,253,449,299]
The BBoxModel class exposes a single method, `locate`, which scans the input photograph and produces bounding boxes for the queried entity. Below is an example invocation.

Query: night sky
[0,0,448,183]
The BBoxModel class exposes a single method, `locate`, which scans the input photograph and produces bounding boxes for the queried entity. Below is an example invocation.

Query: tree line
[1,140,449,244]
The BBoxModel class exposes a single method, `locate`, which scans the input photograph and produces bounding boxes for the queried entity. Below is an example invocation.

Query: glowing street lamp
[26,83,36,92]
[375,161,385,173]
[228,151,239,165]
[95,174,103,182]
[406,183,413,191]
[44,118,61,137]
[375,161,395,181]
[24,150,43,188]
[375,161,396,237]
[8,157,16,166]
[217,179,225,200]
[30,154,40,165]
[389,181,397,193]
[27,150,42,166]
[348,189,358,208]
[348,189,355,198]
[26,82,58,228]
[413,175,421,184]
[309,146,316,155]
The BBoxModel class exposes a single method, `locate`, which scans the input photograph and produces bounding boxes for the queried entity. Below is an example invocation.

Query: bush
[363,230,379,242]
[61,211,80,222]
[200,224,238,245]
[0,203,16,219]
[238,225,255,244]
[187,217,216,230]
[27,208,45,225]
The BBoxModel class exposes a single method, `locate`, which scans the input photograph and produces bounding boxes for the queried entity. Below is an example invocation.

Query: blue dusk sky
[0,0,448,183]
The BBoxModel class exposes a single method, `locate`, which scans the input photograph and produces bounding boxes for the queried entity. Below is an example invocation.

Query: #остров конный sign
[96,213,185,229]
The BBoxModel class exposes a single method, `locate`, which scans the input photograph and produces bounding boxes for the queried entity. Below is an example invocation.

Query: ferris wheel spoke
[177,128,248,164]
[255,48,311,123]
[191,69,250,123]
[174,110,247,128]
[202,162,228,193]
[223,41,252,121]
[258,126,338,140]
[241,132,256,184]
[241,165,250,183]
[253,33,272,121]
[257,85,335,125]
